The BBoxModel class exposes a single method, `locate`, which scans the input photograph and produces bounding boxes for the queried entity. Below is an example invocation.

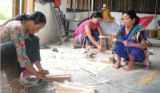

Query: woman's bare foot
[123,65,133,71]
[144,61,151,69]
[113,62,121,69]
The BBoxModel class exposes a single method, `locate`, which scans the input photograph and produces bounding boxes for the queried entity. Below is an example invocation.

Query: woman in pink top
[73,12,103,50]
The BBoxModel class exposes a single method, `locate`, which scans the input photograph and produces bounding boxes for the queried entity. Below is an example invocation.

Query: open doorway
[0,0,35,24]
[0,0,12,24]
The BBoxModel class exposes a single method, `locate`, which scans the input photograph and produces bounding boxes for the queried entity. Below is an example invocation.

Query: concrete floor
[1,40,160,93]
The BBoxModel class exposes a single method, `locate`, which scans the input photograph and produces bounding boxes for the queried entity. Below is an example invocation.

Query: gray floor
[1,40,160,93]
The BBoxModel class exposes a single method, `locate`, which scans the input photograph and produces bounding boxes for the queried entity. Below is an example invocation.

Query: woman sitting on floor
[112,10,149,71]
[72,12,103,51]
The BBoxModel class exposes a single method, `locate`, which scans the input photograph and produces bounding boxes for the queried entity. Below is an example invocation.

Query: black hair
[125,10,140,25]
[90,11,102,19]
[15,11,46,24]
[1,11,46,26]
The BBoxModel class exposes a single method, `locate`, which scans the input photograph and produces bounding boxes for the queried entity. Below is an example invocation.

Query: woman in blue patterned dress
[112,10,148,71]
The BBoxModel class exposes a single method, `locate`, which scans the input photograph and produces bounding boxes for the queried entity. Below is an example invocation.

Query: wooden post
[24,0,34,14]
[12,0,19,16]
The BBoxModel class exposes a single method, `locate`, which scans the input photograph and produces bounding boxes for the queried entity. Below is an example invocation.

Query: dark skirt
[1,42,21,81]
[113,41,145,62]
[1,35,40,81]
[25,34,41,63]
[84,30,100,47]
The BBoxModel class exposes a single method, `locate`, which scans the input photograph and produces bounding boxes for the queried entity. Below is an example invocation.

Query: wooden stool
[108,34,116,49]
[99,35,110,50]
[99,34,116,50]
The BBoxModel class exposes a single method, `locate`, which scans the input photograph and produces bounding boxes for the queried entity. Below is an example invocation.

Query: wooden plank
[55,82,96,93]
[44,74,71,82]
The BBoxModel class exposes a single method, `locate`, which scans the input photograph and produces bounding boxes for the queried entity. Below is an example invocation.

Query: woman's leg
[72,34,83,48]
[72,37,77,48]
[143,49,150,68]
[1,42,24,91]
[125,54,135,71]
[113,54,121,69]
[123,47,145,71]
[112,42,128,69]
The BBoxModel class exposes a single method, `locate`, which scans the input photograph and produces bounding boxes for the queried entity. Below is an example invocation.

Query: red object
[139,16,154,28]
[53,0,61,8]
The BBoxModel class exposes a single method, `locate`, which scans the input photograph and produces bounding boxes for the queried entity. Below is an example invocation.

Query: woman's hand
[25,64,46,79]
[39,69,49,75]
[122,40,148,49]
[123,41,137,47]
[35,72,46,79]
[122,40,128,46]
[139,42,148,49]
